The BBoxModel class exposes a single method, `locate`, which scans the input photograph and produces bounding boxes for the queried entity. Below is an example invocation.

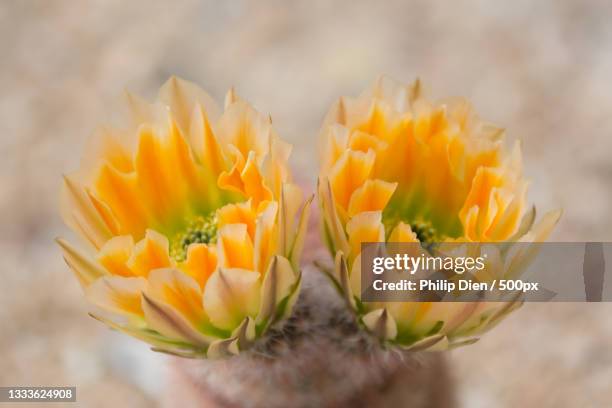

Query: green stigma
[383,210,445,244]
[170,212,218,262]
[408,220,442,244]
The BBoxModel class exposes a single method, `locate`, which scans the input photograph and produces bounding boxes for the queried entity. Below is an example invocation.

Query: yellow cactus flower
[318,76,561,350]
[58,77,311,358]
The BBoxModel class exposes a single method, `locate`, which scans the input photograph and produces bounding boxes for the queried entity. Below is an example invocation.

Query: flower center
[170,212,218,262]
[383,210,445,244]
[408,220,442,243]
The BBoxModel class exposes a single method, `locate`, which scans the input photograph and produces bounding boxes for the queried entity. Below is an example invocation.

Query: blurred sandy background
[1,0,612,406]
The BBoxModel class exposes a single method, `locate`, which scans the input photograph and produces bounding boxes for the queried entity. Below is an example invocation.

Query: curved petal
[94,162,148,237]
[347,179,397,217]
[216,99,271,160]
[217,145,247,195]
[262,134,292,198]
[253,201,278,274]
[142,293,211,347]
[122,90,166,131]
[189,103,224,174]
[133,125,177,224]
[241,150,273,206]
[362,308,397,340]
[127,230,172,277]
[203,268,261,331]
[217,200,256,240]
[318,178,350,255]
[158,76,221,136]
[288,194,313,269]
[97,235,134,277]
[319,124,349,173]
[257,256,297,327]
[346,211,385,260]
[349,253,362,303]
[56,238,108,288]
[61,174,114,249]
[522,209,562,243]
[335,252,355,308]
[278,183,304,255]
[86,276,146,318]
[217,224,254,270]
[329,149,375,211]
[348,130,388,154]
[145,269,209,330]
[388,222,419,243]
[180,243,217,290]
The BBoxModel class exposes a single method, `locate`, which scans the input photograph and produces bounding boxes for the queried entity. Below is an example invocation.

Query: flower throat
[170,212,218,262]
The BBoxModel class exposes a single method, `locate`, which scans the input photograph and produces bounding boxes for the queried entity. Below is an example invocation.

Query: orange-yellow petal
[86,276,146,318]
[459,167,503,240]
[253,201,278,274]
[347,179,397,217]
[86,190,120,236]
[190,103,224,174]
[348,130,388,154]
[56,238,108,288]
[216,99,270,160]
[217,224,254,270]
[94,163,147,237]
[145,268,208,328]
[141,292,211,347]
[127,230,172,277]
[180,244,218,289]
[241,151,273,206]
[217,200,257,240]
[329,149,375,211]
[61,174,114,249]
[388,222,419,243]
[158,76,220,137]
[134,125,175,224]
[346,211,385,259]
[97,235,134,277]
[318,178,350,255]
[487,183,527,240]
[203,268,261,330]
[218,145,247,195]
[319,124,349,173]
[261,134,292,198]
